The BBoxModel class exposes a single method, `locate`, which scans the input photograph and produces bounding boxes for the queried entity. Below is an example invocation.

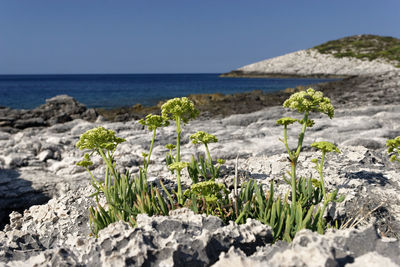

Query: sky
[1,0,400,74]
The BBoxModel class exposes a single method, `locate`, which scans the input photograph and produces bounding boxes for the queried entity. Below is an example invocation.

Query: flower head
[311,141,340,153]
[138,114,169,131]
[161,97,199,124]
[76,127,125,151]
[190,131,218,145]
[386,136,400,162]
[276,117,297,126]
[283,88,334,118]
[168,161,189,172]
[298,118,315,127]
[165,144,176,150]
[188,180,228,203]
[217,158,225,165]
[76,153,93,168]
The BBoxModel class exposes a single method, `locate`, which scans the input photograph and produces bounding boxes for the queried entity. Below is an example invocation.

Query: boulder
[0,95,98,132]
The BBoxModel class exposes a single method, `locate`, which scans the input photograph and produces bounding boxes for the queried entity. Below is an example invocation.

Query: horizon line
[0,72,224,76]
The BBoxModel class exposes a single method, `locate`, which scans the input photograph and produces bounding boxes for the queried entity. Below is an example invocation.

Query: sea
[0,74,335,110]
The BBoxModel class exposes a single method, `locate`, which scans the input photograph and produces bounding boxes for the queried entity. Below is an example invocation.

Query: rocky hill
[314,35,400,67]
[221,35,400,78]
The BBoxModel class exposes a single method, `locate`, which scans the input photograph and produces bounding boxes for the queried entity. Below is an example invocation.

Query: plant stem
[295,111,309,158]
[283,125,292,157]
[144,129,157,175]
[318,151,327,200]
[98,149,115,188]
[205,143,212,164]
[176,117,181,162]
[175,116,183,204]
[290,160,297,206]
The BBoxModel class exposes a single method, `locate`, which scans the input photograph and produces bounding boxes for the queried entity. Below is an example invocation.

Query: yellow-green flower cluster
[276,117,297,126]
[161,97,199,124]
[138,114,169,131]
[387,136,400,163]
[283,88,334,119]
[190,131,218,145]
[311,141,340,153]
[76,153,93,167]
[168,161,189,172]
[165,144,176,150]
[217,159,225,165]
[76,126,125,151]
[188,180,228,203]
[298,118,315,127]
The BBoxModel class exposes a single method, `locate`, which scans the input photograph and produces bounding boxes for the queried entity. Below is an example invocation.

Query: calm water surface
[0,74,336,109]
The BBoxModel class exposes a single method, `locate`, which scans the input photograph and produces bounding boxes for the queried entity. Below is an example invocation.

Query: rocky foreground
[0,68,400,265]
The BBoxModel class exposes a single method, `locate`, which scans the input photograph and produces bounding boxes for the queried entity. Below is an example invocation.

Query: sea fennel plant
[138,114,169,175]
[277,88,334,207]
[76,126,170,235]
[161,97,199,205]
[229,89,344,242]
[188,131,225,183]
[76,90,345,242]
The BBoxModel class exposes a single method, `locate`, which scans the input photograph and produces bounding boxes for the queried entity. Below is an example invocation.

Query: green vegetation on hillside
[314,35,400,67]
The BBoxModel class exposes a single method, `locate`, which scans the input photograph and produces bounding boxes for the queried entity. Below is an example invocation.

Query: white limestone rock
[238,49,396,76]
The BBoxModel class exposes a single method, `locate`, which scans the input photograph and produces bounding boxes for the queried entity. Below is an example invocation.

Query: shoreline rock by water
[0,95,98,133]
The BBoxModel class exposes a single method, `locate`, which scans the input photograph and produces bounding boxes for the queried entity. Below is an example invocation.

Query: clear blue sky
[1,0,399,74]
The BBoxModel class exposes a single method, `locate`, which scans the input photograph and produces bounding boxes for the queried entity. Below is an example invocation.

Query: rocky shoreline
[3,69,396,133]
[220,70,352,79]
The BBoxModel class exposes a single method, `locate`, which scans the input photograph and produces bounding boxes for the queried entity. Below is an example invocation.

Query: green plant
[76,127,170,236]
[165,143,176,174]
[387,136,400,164]
[139,114,169,175]
[187,131,225,183]
[277,88,334,207]
[311,141,340,199]
[233,88,343,241]
[234,180,317,242]
[184,180,232,222]
[76,90,345,242]
[161,97,199,205]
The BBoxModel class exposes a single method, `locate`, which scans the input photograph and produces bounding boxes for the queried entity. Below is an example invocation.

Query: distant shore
[219,70,351,79]
[97,70,400,122]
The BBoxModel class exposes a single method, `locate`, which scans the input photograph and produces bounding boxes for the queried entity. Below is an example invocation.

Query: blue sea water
[0,74,335,109]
